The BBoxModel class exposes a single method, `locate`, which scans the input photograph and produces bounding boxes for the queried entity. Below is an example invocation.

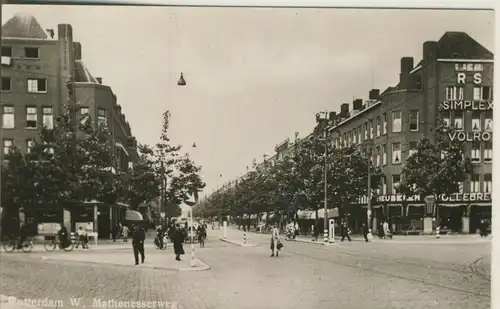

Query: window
[392,175,401,194]
[483,174,492,193]
[1,77,11,91]
[42,107,53,129]
[2,106,14,129]
[1,46,12,57]
[25,107,37,128]
[376,146,381,167]
[381,176,387,195]
[24,47,39,59]
[392,142,401,164]
[409,141,418,157]
[484,142,492,163]
[382,144,387,165]
[470,174,480,193]
[97,108,107,127]
[382,114,387,135]
[442,111,451,127]
[3,139,13,155]
[27,78,47,93]
[484,111,492,131]
[471,142,481,163]
[409,110,419,131]
[471,111,481,131]
[473,86,492,101]
[357,127,361,143]
[364,123,368,140]
[376,117,381,137]
[369,119,374,139]
[392,111,402,133]
[80,107,89,115]
[453,111,463,130]
[445,86,464,100]
[26,140,34,153]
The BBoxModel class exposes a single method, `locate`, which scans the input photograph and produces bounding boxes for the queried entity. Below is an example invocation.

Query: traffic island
[219,237,257,247]
[39,250,210,272]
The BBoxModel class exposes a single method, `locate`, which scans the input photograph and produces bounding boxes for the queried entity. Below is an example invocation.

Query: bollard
[223,221,228,239]
[436,226,440,239]
[244,231,247,244]
[323,229,328,243]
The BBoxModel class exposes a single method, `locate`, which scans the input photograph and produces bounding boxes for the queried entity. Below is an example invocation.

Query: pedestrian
[270,224,281,257]
[340,221,351,242]
[362,223,369,242]
[378,222,384,239]
[112,224,118,242]
[172,224,185,261]
[383,221,390,239]
[132,224,146,265]
[122,225,130,242]
[197,224,206,248]
[479,220,489,238]
[76,226,89,249]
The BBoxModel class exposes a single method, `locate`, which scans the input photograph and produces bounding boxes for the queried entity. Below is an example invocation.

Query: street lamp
[317,110,331,244]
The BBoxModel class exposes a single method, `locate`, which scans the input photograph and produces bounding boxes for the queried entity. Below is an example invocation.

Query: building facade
[0,14,140,237]
[327,32,493,234]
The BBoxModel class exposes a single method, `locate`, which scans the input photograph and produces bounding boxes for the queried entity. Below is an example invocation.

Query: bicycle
[44,236,74,252]
[3,237,34,253]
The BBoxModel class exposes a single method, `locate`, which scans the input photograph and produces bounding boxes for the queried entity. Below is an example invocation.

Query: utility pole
[323,111,328,244]
[366,146,373,239]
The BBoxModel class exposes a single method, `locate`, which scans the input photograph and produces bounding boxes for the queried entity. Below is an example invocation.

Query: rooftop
[1,13,48,39]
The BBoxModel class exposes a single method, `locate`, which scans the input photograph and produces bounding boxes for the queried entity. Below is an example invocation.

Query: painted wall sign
[455,63,484,72]
[457,72,483,84]
[377,195,421,203]
[441,100,493,111]
[448,131,491,142]
[438,193,491,203]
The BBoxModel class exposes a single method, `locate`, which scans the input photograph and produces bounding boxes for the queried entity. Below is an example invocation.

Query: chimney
[96,77,102,84]
[423,41,438,63]
[369,89,380,100]
[399,57,414,89]
[57,24,73,42]
[329,111,336,120]
[73,42,82,60]
[353,99,363,111]
[340,103,349,117]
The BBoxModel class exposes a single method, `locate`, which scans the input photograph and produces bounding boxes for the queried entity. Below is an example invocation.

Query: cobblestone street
[0,229,491,309]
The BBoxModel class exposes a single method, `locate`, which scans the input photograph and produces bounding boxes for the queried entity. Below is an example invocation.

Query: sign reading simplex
[440,100,493,111]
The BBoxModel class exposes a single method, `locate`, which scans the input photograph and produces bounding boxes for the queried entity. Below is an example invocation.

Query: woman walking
[172,224,185,261]
[270,225,281,257]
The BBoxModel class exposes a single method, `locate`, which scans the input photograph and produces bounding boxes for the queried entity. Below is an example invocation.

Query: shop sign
[456,72,483,84]
[448,131,491,142]
[455,63,484,72]
[438,192,491,203]
[440,100,493,111]
[377,195,421,203]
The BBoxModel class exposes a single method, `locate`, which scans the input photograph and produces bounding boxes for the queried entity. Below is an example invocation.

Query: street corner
[178,258,211,272]
[219,237,257,247]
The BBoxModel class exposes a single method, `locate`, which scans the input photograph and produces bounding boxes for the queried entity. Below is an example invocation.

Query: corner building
[328,32,493,234]
[0,14,141,238]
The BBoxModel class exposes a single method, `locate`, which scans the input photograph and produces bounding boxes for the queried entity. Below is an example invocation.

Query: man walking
[340,221,351,242]
[362,223,369,242]
[132,224,146,265]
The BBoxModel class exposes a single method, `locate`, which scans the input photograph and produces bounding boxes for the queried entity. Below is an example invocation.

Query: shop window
[392,111,402,133]
[392,142,401,164]
[409,110,419,131]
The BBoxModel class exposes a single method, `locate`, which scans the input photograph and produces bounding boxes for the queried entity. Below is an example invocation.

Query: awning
[438,203,466,207]
[125,210,143,221]
[408,204,425,207]
[470,203,492,207]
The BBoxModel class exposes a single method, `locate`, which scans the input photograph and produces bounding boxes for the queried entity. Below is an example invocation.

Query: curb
[293,238,337,246]
[40,256,210,272]
[219,237,257,247]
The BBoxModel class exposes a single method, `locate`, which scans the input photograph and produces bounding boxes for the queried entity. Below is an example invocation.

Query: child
[77,226,89,249]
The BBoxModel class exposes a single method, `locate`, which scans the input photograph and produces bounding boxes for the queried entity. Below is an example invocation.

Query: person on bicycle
[57,225,69,249]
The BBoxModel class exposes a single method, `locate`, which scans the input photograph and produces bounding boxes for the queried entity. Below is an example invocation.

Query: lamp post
[317,111,330,244]
[366,145,373,240]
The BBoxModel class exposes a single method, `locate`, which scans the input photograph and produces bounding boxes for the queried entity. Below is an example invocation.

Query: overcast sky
[2,6,495,199]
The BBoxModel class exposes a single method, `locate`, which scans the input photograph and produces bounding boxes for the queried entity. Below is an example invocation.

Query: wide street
[0,228,491,309]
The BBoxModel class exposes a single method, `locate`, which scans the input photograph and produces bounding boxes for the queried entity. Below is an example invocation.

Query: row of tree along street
[1,105,205,235]
[194,117,473,230]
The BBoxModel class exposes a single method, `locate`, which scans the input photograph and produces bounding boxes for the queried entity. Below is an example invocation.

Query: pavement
[0,228,492,309]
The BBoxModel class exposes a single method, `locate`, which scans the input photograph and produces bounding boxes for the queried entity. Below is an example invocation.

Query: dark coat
[172,229,185,255]
[132,227,146,245]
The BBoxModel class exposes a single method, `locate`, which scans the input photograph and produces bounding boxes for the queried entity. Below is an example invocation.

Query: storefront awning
[125,210,143,221]
[471,203,492,207]
[438,203,467,207]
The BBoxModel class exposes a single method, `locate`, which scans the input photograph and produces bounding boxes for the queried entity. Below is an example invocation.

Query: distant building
[0,14,141,238]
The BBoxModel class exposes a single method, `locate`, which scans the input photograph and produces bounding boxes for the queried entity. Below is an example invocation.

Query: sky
[1,5,495,200]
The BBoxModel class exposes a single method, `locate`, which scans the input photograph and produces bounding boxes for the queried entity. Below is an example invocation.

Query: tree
[396,119,473,201]
[125,144,161,209]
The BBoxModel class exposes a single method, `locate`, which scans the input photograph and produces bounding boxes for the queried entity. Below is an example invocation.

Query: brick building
[0,14,141,237]
[327,31,493,234]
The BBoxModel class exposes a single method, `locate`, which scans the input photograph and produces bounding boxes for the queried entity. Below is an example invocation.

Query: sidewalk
[39,248,210,272]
